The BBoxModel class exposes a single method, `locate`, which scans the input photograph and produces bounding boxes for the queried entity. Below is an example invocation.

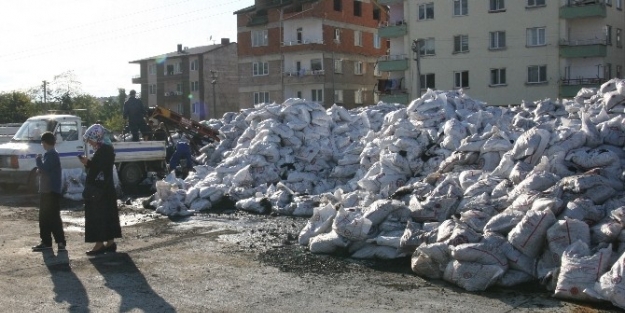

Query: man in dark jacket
[123,90,150,141]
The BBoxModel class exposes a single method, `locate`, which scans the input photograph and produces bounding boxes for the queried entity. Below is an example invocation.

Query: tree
[0,91,37,123]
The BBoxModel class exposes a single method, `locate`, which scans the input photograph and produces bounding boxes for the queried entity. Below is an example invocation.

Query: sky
[0,0,254,98]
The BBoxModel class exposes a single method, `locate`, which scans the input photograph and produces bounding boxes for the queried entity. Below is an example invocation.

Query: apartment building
[378,0,625,106]
[130,40,239,120]
[234,0,387,109]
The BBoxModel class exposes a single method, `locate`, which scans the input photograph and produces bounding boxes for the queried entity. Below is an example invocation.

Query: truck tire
[120,163,144,186]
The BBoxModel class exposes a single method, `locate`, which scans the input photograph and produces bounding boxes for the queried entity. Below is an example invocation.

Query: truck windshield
[12,119,57,142]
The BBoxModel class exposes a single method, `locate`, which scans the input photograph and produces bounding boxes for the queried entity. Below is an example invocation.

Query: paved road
[0,191,620,313]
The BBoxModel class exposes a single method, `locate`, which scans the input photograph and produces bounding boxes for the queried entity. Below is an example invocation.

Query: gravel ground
[0,186,621,312]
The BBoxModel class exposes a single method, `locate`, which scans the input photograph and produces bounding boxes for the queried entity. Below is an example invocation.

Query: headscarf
[83,124,112,149]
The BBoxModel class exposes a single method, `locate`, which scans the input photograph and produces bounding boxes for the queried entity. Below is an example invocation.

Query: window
[312,89,323,102]
[490,0,505,11]
[296,91,302,99]
[334,59,343,74]
[489,31,506,49]
[254,92,270,104]
[527,65,547,83]
[311,59,323,71]
[420,73,435,89]
[453,0,468,16]
[355,89,363,104]
[149,84,156,94]
[605,63,612,79]
[617,29,622,48]
[58,122,79,141]
[453,35,469,53]
[191,81,200,92]
[334,0,342,11]
[334,90,343,103]
[190,59,198,71]
[176,83,183,93]
[606,0,612,6]
[373,33,381,49]
[454,71,469,88]
[174,62,182,74]
[334,28,341,42]
[177,103,183,114]
[606,25,613,46]
[296,27,303,43]
[527,0,545,7]
[618,0,622,10]
[418,3,434,20]
[526,27,546,46]
[193,102,200,114]
[419,38,435,55]
[490,68,506,86]
[353,0,362,17]
[354,30,362,46]
[148,64,157,75]
[373,8,381,20]
[252,30,268,47]
[354,61,365,75]
[617,65,622,79]
[253,62,269,76]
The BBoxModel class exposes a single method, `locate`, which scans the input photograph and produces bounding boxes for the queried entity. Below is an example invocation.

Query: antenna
[209,35,216,45]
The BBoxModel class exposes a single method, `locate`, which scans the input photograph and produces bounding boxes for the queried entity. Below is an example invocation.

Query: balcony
[378,21,407,38]
[560,38,607,58]
[376,78,408,104]
[132,75,143,84]
[559,77,607,98]
[378,0,404,4]
[560,1,606,19]
[281,39,324,46]
[248,15,268,27]
[282,69,326,84]
[377,55,409,72]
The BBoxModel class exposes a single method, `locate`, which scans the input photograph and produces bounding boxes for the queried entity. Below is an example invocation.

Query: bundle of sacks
[150,78,625,308]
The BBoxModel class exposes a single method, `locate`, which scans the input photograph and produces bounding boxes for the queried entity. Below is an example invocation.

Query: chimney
[177,44,182,53]
[221,38,230,45]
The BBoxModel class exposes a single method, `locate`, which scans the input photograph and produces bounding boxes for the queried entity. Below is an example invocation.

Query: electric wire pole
[210,70,217,119]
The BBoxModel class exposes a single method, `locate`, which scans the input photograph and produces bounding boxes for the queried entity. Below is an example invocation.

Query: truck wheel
[28,170,39,194]
[120,163,144,186]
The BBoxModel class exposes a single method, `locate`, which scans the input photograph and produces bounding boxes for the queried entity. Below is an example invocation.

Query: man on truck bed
[123,90,150,142]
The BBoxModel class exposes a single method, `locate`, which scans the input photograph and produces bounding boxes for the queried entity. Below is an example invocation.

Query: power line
[0,0,246,60]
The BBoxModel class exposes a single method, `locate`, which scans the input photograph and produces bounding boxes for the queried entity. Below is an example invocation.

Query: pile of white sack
[148,78,625,308]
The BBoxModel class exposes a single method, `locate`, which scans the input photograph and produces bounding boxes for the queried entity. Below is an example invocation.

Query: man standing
[123,90,150,141]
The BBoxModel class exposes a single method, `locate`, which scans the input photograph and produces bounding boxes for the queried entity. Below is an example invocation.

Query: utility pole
[411,39,422,98]
[42,80,47,110]
[210,70,217,119]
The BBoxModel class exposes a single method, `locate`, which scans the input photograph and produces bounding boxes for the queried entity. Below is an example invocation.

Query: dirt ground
[0,188,622,313]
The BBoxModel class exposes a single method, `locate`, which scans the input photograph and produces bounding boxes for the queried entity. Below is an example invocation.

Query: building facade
[130,40,239,120]
[378,0,625,105]
[234,0,388,109]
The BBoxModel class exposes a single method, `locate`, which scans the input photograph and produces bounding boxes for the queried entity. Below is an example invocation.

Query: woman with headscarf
[79,124,121,255]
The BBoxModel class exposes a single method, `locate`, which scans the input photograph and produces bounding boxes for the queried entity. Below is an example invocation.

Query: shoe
[32,243,52,251]
[58,243,66,251]
[104,243,117,253]
[86,247,106,256]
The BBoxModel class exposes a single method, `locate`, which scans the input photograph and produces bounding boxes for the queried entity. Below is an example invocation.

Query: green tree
[0,91,37,123]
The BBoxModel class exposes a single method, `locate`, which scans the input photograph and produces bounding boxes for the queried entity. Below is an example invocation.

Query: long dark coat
[84,144,121,242]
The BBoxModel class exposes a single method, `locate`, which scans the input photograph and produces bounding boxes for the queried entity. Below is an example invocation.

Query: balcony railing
[165,91,184,97]
[378,21,408,38]
[560,38,607,46]
[377,54,408,62]
[561,77,606,85]
[283,69,325,76]
[281,39,324,46]
[560,0,606,19]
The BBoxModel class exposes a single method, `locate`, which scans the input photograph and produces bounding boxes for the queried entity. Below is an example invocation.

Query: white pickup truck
[0,114,167,192]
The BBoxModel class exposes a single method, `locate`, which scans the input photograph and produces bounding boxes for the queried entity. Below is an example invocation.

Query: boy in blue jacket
[32,131,66,252]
